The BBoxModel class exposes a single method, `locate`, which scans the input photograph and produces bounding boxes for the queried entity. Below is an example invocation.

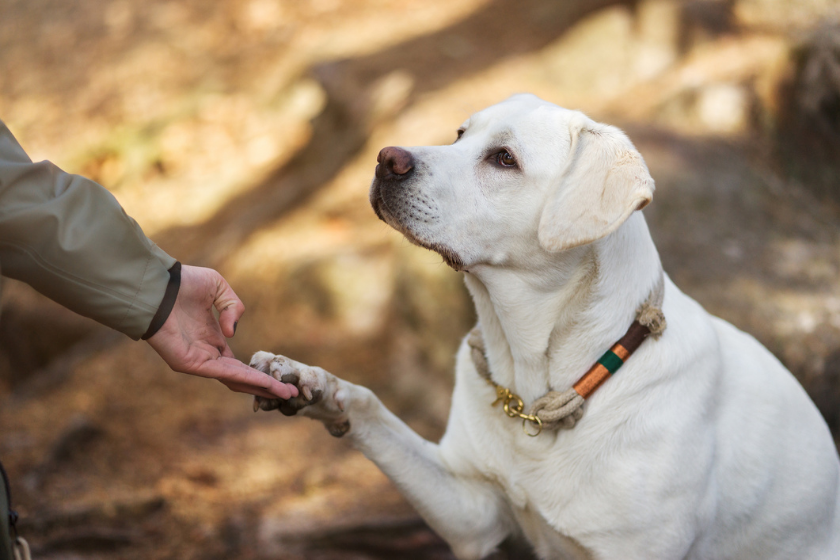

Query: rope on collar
[468,273,667,436]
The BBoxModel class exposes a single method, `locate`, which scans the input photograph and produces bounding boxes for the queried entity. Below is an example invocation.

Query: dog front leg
[251,351,511,560]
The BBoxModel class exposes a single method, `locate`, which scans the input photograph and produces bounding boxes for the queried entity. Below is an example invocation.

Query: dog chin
[369,183,465,271]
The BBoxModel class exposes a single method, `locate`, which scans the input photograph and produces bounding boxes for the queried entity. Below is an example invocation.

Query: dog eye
[496,151,516,167]
[455,129,465,142]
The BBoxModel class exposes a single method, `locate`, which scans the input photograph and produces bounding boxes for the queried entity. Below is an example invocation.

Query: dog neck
[463,213,663,404]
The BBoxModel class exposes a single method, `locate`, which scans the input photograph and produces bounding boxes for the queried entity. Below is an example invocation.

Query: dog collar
[468,274,666,436]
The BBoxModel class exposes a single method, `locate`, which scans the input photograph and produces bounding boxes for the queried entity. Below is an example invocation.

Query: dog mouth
[370,180,465,271]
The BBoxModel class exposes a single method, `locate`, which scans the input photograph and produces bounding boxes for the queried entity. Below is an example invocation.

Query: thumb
[212,272,245,338]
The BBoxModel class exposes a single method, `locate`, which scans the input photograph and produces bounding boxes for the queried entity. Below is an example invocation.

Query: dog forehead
[464,95,575,146]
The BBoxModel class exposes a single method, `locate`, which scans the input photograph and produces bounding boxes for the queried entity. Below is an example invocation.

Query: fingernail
[233,321,238,335]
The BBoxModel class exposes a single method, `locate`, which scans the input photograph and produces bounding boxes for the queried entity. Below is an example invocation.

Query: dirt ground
[1,1,840,558]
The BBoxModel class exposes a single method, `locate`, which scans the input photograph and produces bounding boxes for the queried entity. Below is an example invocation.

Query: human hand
[146,265,299,399]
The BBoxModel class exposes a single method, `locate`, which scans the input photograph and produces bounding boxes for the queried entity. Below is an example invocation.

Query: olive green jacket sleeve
[0,120,176,340]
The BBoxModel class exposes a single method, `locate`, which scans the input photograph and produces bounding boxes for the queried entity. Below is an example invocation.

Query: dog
[251,94,840,559]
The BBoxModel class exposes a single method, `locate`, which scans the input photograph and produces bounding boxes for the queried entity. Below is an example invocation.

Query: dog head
[369,94,654,271]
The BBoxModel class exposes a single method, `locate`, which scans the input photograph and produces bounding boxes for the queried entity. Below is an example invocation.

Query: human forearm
[0,120,173,339]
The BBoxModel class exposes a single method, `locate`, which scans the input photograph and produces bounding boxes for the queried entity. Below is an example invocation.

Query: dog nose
[376,146,414,179]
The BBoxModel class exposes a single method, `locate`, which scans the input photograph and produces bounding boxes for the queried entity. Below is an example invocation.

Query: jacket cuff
[141,262,181,340]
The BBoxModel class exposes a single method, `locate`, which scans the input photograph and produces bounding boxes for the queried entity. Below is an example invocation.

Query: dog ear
[538,114,654,253]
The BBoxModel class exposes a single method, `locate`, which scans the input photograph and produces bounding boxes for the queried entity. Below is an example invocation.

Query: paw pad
[327,420,351,438]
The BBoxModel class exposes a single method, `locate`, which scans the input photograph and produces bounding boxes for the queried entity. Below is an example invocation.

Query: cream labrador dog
[251,94,840,559]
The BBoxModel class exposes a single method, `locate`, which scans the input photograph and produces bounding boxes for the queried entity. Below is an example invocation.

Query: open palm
[147,265,297,400]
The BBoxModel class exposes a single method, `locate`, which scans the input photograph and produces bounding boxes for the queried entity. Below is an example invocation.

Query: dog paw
[250,351,350,436]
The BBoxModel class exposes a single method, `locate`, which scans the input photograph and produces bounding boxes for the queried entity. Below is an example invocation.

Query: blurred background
[1,0,839,558]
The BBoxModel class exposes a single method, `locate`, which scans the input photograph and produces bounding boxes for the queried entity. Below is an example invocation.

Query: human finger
[200,357,298,399]
[219,380,282,399]
[211,271,245,338]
